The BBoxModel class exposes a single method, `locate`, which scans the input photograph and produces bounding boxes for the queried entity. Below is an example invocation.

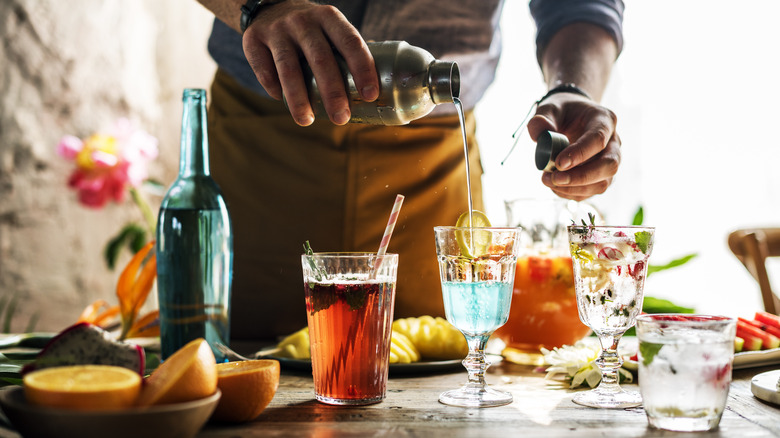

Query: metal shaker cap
[428,61,459,103]
[535,131,569,172]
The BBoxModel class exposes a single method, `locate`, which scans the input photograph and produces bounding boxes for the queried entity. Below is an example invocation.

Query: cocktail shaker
[302,41,459,125]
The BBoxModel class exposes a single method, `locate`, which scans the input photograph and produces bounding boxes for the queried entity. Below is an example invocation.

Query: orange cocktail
[305,280,394,404]
[494,255,590,351]
[301,253,398,406]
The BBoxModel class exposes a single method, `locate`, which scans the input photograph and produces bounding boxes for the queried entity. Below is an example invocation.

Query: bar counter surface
[195,359,780,438]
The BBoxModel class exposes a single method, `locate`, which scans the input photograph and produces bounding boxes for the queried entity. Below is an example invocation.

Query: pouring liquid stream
[454,97,475,254]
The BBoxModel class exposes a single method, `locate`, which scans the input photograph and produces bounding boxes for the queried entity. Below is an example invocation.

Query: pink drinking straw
[373,194,405,275]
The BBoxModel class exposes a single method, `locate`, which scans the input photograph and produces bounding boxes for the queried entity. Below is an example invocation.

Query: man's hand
[241,0,379,126]
[527,92,621,201]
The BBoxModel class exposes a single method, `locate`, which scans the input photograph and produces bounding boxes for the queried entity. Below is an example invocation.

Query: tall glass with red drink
[301,252,398,405]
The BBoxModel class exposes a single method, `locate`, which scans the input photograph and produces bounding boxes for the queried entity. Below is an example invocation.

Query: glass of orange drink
[301,252,398,405]
[494,199,595,361]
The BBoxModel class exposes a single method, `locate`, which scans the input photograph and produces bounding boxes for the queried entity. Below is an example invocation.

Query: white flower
[542,341,634,389]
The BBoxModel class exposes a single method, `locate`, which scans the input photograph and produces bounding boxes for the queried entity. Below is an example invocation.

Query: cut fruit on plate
[23,365,141,411]
[454,210,492,258]
[0,386,220,438]
[211,359,280,423]
[136,338,217,407]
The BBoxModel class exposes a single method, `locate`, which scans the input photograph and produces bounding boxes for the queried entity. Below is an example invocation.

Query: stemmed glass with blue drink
[434,226,521,408]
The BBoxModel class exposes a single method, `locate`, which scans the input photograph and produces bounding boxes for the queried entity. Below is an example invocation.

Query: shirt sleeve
[529,0,625,64]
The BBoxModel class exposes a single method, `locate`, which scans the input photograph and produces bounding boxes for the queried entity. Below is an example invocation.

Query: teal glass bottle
[156,88,233,362]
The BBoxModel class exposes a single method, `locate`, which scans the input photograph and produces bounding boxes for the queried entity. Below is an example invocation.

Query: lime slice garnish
[455,210,492,258]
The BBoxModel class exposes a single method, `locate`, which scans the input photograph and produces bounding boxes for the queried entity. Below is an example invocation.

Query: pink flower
[57,119,158,209]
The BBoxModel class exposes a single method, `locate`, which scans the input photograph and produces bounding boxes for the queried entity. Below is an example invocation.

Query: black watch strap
[240,0,283,33]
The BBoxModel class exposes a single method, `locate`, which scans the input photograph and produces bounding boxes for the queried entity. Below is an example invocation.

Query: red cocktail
[301,253,397,405]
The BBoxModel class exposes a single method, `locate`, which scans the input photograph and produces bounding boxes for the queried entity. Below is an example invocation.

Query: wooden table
[197,360,780,437]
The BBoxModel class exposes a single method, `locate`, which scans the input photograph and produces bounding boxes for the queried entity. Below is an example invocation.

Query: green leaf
[642,296,695,314]
[309,284,337,315]
[647,253,698,277]
[2,296,17,334]
[632,206,644,226]
[0,332,54,349]
[639,341,663,366]
[344,285,367,311]
[634,231,652,254]
[103,223,148,270]
[25,312,40,333]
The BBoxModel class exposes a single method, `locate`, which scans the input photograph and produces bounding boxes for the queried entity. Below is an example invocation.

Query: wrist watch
[240,0,285,33]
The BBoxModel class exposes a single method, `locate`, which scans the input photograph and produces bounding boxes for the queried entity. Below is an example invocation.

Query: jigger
[535,131,569,172]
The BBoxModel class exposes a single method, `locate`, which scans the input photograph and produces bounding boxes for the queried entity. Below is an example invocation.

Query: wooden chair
[728,228,780,315]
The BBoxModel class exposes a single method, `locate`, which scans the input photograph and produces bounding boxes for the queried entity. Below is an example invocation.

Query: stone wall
[0,0,218,332]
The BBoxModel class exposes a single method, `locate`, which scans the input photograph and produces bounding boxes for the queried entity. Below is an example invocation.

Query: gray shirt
[208,0,624,114]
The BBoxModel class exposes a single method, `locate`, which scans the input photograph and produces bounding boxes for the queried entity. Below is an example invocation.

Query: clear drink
[636,315,736,432]
[301,253,397,406]
[571,248,648,336]
[568,226,654,409]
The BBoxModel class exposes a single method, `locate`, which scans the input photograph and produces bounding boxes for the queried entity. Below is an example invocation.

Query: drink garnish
[640,341,663,366]
[454,210,492,258]
[309,285,337,315]
[303,240,325,282]
[344,285,368,311]
[634,231,652,254]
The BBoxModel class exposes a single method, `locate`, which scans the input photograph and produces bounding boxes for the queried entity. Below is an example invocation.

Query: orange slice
[23,365,141,411]
[211,359,280,423]
[136,338,217,406]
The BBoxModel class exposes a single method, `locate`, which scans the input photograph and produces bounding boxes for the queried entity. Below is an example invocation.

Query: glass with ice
[434,226,521,407]
[568,225,654,408]
[636,314,736,432]
[301,252,398,405]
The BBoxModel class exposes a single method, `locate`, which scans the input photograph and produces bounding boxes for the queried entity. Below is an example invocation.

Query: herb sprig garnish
[303,240,325,281]
[570,212,597,237]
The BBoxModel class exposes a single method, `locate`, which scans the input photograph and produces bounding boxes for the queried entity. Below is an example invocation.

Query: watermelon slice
[734,336,745,353]
[736,330,763,351]
[755,311,780,331]
[742,318,780,339]
[737,319,779,349]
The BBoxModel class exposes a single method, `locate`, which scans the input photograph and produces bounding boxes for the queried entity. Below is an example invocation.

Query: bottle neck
[179,89,210,177]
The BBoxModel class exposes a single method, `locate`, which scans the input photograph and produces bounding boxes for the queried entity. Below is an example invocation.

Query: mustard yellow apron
[208,69,483,340]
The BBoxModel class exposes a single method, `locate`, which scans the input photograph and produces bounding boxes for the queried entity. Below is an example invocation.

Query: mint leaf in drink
[639,341,663,366]
[634,231,652,254]
[344,284,368,311]
[309,282,337,315]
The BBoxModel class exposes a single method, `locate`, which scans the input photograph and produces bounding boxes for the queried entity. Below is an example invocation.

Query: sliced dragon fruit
[21,322,145,376]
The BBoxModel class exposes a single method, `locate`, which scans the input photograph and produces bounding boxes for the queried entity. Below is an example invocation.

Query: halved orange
[23,365,141,411]
[136,338,217,407]
[211,359,280,423]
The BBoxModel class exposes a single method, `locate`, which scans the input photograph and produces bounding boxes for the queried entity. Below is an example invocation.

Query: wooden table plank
[198,362,780,437]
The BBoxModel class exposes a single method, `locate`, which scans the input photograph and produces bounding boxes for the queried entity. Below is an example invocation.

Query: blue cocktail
[434,226,521,408]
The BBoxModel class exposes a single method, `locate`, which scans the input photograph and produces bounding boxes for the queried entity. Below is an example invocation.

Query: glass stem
[463,335,490,388]
[596,333,623,390]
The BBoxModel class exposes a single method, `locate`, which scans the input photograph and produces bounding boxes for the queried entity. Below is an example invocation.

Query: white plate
[735,348,780,370]
[621,347,780,372]
[750,369,780,405]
